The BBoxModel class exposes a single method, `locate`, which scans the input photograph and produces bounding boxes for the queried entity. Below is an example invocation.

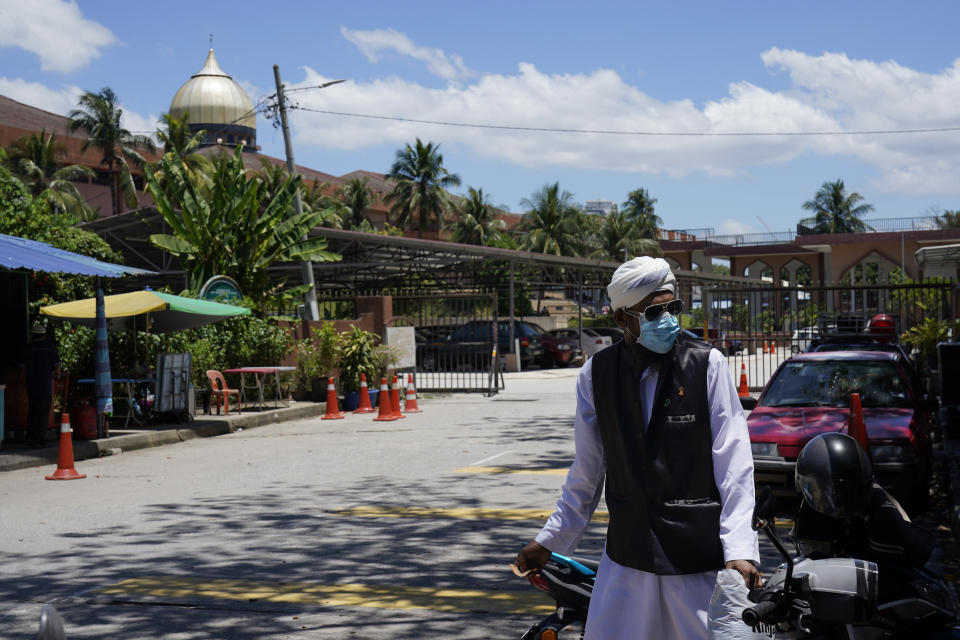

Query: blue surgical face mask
[638,313,680,354]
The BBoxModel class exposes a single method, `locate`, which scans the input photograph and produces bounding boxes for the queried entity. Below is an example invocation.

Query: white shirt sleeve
[707,348,760,564]
[535,357,606,555]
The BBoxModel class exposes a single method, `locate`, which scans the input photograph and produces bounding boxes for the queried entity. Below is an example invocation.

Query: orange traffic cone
[321,377,345,420]
[45,413,85,481]
[373,377,397,421]
[848,393,869,453]
[762,340,769,354]
[769,341,776,355]
[737,363,750,398]
[403,374,422,413]
[353,373,375,414]
[390,375,406,419]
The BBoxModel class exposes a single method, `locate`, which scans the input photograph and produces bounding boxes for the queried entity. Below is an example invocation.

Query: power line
[289,106,960,137]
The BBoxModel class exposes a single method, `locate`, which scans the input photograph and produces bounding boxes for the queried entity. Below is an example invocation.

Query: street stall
[0,233,153,447]
[40,290,251,433]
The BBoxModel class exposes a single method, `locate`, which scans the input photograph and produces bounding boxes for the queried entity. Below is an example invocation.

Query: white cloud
[0,77,158,138]
[341,27,472,81]
[717,219,761,235]
[0,0,116,73]
[282,42,960,198]
[0,77,83,115]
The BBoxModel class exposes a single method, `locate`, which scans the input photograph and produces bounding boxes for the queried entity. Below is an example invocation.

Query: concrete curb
[0,402,325,473]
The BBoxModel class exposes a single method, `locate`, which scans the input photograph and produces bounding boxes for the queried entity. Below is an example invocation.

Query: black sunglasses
[623,299,685,322]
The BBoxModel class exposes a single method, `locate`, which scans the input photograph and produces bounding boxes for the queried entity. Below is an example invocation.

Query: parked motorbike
[744,487,960,639]
[517,552,596,640]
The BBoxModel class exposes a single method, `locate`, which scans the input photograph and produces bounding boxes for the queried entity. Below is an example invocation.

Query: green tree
[385,138,461,237]
[152,112,213,199]
[144,146,340,304]
[517,182,583,256]
[68,87,157,216]
[4,129,96,220]
[800,179,874,234]
[936,209,960,229]
[445,186,506,245]
[622,187,662,238]
[0,166,122,323]
[590,209,662,261]
[337,176,376,230]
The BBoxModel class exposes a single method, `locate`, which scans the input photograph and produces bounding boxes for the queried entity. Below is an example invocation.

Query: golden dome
[169,49,256,145]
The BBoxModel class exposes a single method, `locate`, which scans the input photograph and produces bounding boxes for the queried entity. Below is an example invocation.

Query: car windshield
[759,360,910,408]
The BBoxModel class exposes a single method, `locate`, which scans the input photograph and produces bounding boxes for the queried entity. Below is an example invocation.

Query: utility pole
[272,64,321,321]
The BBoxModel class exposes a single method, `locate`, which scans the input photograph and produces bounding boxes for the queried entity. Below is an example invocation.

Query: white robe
[534,347,759,639]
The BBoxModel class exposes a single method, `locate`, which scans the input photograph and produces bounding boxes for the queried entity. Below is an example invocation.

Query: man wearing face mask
[514,256,759,639]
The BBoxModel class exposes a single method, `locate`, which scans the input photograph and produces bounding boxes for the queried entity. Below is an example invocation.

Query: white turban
[607,256,676,311]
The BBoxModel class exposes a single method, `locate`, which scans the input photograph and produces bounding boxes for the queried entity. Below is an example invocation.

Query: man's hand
[726,559,762,589]
[514,541,551,575]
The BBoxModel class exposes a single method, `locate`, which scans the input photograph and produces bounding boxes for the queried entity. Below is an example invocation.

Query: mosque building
[168,48,257,151]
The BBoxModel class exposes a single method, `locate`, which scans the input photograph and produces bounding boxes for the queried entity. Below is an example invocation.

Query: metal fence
[701,282,954,392]
[392,290,501,393]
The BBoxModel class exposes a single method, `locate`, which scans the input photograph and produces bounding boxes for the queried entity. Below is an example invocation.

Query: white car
[548,327,613,358]
[791,326,819,353]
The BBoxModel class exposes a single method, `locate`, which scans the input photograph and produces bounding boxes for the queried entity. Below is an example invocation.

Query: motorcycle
[744,487,960,639]
[517,552,596,640]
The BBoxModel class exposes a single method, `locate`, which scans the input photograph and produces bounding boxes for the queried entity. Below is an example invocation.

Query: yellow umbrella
[41,290,250,333]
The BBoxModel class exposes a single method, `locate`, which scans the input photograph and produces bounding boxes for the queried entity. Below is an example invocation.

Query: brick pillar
[356,296,394,337]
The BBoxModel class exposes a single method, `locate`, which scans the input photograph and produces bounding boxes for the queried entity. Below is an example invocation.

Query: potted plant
[371,343,400,384]
[338,326,378,410]
[294,322,343,402]
[901,305,957,395]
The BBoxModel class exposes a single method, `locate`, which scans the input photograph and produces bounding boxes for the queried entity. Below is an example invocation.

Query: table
[77,378,155,430]
[223,367,295,411]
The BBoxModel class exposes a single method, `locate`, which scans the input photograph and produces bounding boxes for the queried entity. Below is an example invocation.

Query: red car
[746,351,938,513]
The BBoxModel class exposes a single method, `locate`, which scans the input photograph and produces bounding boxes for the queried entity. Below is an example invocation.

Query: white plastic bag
[707,568,769,639]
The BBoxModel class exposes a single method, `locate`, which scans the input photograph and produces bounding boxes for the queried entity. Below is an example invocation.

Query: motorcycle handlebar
[742,599,779,627]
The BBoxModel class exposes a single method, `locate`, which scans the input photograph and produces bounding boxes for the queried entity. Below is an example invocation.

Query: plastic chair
[206,370,240,415]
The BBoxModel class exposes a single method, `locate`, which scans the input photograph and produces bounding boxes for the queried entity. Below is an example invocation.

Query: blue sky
[2,0,959,236]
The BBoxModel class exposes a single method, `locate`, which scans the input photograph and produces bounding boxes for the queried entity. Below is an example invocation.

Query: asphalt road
[0,367,781,639]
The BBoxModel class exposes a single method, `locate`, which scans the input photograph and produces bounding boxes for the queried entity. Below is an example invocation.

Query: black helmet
[795,433,873,518]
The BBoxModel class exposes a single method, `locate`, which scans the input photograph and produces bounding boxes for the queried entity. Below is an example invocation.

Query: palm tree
[591,209,662,261]
[5,129,96,220]
[622,187,662,238]
[337,176,375,229]
[302,179,348,229]
[385,138,461,238]
[68,87,157,215]
[152,112,212,197]
[445,186,506,245]
[801,179,874,234]
[517,182,583,256]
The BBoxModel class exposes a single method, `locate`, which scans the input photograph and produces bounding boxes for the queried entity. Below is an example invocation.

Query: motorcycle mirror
[753,485,775,531]
[38,604,66,640]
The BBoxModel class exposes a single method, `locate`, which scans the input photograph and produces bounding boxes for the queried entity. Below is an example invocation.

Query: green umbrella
[41,290,250,333]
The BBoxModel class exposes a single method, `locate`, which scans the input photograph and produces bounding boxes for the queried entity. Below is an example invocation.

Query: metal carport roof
[0,233,155,278]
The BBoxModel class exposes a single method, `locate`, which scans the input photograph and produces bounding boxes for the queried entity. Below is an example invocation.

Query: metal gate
[701,282,954,392]
[392,290,502,393]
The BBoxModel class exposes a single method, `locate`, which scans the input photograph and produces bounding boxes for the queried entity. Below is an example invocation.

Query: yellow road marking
[454,466,569,475]
[94,576,553,615]
[332,505,610,522]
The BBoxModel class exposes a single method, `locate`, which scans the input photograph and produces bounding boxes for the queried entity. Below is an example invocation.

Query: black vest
[591,335,724,574]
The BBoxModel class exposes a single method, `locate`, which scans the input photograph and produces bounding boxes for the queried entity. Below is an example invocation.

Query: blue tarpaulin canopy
[0,233,154,278]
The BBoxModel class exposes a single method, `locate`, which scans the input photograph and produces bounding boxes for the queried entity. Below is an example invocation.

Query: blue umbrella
[94,283,113,418]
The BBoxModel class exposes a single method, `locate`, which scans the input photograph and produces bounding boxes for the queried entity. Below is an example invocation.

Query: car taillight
[595,339,603,344]
[520,338,529,347]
